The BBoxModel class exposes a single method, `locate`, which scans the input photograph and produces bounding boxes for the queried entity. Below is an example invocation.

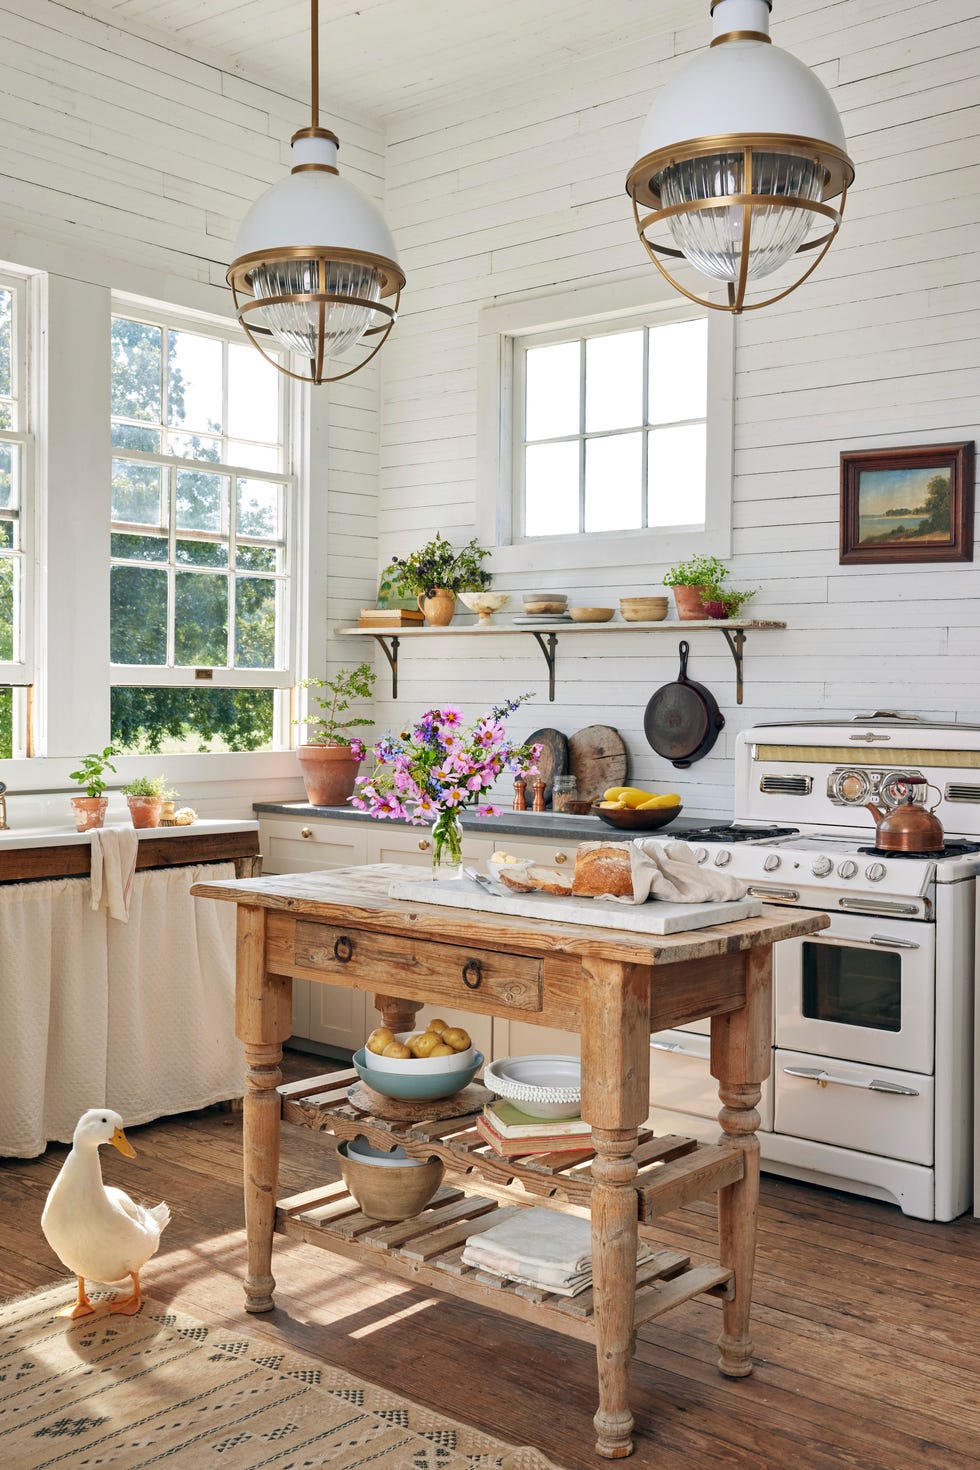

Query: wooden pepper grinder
[531,779,546,812]
[512,777,527,811]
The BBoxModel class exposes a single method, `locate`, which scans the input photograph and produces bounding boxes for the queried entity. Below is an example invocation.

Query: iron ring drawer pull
[333,935,354,963]
[462,959,483,989]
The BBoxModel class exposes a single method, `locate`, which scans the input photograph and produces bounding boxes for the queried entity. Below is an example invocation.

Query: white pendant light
[626,0,854,313]
[227,0,404,383]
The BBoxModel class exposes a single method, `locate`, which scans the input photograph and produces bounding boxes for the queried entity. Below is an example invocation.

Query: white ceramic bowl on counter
[482,1054,582,1119]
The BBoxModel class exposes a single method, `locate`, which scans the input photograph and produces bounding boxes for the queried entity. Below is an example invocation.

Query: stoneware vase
[127,795,163,829]
[417,587,456,626]
[297,744,359,807]
[672,585,712,621]
[70,795,108,832]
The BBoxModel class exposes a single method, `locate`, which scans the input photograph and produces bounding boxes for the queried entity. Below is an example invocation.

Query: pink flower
[348,738,365,763]
[439,706,463,726]
[477,803,501,817]
[444,786,466,806]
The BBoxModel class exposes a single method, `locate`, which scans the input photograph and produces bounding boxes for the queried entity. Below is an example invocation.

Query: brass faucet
[0,782,7,831]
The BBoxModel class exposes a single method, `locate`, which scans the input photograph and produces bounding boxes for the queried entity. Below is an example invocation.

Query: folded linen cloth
[90,826,140,922]
[462,1206,655,1296]
[586,837,749,906]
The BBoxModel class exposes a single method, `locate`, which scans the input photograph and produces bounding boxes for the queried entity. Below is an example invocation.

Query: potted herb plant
[701,586,758,620]
[68,747,117,832]
[379,533,491,626]
[121,775,175,829]
[296,662,375,807]
[662,554,730,621]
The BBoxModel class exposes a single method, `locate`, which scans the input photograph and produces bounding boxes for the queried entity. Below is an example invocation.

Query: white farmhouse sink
[0,819,257,851]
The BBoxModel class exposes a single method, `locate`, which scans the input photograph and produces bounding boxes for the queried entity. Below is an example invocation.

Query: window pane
[111,686,274,754]
[176,538,227,567]
[0,443,18,510]
[0,518,14,549]
[0,556,14,659]
[168,329,222,434]
[111,566,168,663]
[235,576,277,668]
[647,423,707,527]
[111,532,167,562]
[176,470,227,533]
[585,331,643,433]
[0,289,11,399]
[525,341,579,441]
[237,544,279,572]
[524,441,579,537]
[111,318,162,423]
[112,460,165,527]
[228,343,279,443]
[585,433,643,533]
[0,403,11,430]
[648,318,708,425]
[167,430,222,463]
[174,571,228,666]
[237,480,281,539]
[111,422,161,453]
[225,440,281,472]
[0,685,10,759]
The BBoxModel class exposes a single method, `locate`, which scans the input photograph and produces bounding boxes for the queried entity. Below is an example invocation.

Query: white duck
[41,1108,170,1318]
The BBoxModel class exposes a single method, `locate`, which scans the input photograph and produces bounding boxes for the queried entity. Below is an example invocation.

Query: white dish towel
[462,1206,655,1296]
[585,837,750,905]
[90,826,140,922]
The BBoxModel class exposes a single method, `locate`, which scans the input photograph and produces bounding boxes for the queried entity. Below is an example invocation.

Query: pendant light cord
[311,0,319,129]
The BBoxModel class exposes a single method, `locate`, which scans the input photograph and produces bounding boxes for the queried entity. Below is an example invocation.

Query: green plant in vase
[379,533,491,625]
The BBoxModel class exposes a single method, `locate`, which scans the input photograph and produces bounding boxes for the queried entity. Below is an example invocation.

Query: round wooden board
[524,727,568,805]
[567,724,629,805]
[347,1080,493,1123]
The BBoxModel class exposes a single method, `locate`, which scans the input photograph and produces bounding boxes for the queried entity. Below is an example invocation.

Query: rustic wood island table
[192,864,829,1460]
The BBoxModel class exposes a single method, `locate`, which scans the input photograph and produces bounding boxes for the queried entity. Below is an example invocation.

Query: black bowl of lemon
[594,786,683,831]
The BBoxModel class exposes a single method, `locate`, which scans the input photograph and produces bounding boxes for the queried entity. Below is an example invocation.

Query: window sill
[486,524,731,576]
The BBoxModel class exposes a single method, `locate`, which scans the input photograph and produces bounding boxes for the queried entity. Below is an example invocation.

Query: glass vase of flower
[352,696,541,879]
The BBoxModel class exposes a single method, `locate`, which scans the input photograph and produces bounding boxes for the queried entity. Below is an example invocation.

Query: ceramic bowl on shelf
[353,1048,483,1100]
[458,591,510,625]
[568,607,615,623]
[346,1135,427,1168]
[337,1139,444,1220]
[592,802,683,832]
[522,592,567,615]
[619,597,669,622]
[482,1054,581,1119]
[365,1032,476,1074]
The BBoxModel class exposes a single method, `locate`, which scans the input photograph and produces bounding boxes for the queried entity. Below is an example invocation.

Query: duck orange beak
[110,1126,136,1158]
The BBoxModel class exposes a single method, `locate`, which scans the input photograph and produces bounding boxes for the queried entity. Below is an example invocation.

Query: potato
[366,1027,395,1056]
[409,1031,440,1058]
[381,1040,412,1059]
[425,1017,449,1036]
[429,1043,455,1057]
[440,1027,471,1053]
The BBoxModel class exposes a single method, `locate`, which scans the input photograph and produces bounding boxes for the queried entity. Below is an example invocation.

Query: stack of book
[475,1099,592,1157]
[357,607,426,629]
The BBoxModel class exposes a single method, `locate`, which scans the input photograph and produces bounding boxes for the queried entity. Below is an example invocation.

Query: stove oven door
[775,912,934,1073]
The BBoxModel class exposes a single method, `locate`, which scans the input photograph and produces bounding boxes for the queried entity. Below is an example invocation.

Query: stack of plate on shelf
[512,591,570,625]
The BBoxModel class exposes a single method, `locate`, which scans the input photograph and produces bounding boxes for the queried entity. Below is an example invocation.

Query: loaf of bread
[571,843,633,898]
[499,864,572,897]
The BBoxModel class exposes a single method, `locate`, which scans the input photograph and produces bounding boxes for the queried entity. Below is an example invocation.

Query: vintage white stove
[649,712,977,1221]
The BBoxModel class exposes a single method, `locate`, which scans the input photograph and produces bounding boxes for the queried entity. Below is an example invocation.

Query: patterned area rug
[0,1283,562,1469]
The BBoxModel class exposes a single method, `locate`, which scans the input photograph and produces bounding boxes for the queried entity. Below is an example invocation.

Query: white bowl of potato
[363,1023,476,1073]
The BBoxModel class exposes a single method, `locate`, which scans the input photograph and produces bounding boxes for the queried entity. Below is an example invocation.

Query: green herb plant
[661,554,730,589]
[69,747,117,800]
[297,662,375,747]
[121,775,175,799]
[379,533,492,602]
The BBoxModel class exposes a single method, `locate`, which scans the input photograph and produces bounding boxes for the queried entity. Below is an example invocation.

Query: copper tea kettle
[865,784,944,853]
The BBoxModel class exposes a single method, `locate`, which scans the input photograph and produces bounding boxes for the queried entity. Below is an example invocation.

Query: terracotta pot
[417,588,456,626]
[671,585,713,621]
[70,795,108,832]
[127,795,163,829]
[297,744,359,807]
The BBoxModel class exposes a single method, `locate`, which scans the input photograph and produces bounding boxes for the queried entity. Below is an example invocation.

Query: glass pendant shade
[248,259,384,359]
[626,0,854,313]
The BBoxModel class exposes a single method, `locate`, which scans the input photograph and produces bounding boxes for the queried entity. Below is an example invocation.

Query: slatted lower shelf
[276,1180,733,1346]
[279,1068,744,1219]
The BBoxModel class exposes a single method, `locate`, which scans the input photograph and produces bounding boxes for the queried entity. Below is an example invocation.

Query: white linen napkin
[585,837,749,906]
[90,826,140,922]
[462,1206,655,1296]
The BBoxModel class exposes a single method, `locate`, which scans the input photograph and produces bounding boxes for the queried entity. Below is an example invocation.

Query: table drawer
[287,920,543,1014]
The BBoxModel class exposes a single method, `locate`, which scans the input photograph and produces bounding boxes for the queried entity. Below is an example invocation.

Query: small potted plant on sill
[295,662,375,807]
[379,533,492,626]
[701,586,759,621]
[121,775,175,829]
[662,554,731,621]
[68,747,117,831]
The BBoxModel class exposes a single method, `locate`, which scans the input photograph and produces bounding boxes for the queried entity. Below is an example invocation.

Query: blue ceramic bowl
[352,1048,483,1100]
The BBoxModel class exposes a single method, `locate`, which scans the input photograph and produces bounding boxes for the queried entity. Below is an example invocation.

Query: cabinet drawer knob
[300,827,313,839]
[418,838,431,852]
[462,958,483,990]
[333,935,354,964]
[554,851,567,864]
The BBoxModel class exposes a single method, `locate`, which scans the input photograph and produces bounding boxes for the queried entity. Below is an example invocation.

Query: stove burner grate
[683,824,800,843]
[856,841,980,860]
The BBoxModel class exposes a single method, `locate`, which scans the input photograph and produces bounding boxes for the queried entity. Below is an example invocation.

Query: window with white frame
[109,307,295,753]
[0,270,33,759]
[516,313,708,539]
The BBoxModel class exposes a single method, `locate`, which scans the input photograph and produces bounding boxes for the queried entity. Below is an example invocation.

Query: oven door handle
[868,934,920,950]
[838,897,921,916]
[747,885,800,901]
[782,1065,919,1097]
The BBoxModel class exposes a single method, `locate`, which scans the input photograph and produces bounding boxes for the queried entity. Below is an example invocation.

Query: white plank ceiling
[59,0,696,119]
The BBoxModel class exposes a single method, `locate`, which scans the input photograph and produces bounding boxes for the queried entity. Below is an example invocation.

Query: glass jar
[430,808,464,880]
[552,775,578,812]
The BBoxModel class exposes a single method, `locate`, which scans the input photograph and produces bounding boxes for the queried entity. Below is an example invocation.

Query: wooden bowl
[619,598,669,623]
[593,802,683,831]
[568,607,615,622]
[337,1141,444,1220]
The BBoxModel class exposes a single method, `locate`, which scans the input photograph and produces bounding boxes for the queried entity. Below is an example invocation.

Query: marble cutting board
[387,877,763,935]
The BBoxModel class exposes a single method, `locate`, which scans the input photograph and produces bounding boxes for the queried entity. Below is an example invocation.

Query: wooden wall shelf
[336,619,786,704]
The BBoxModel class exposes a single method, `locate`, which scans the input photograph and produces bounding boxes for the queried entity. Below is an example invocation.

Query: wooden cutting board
[567,725,628,805]
[524,727,568,805]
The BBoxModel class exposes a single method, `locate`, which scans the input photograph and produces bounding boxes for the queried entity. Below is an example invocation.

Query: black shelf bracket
[719,626,747,705]
[530,631,559,701]
[370,634,400,699]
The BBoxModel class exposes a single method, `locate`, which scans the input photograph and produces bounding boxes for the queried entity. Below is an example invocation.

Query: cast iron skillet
[643,640,725,769]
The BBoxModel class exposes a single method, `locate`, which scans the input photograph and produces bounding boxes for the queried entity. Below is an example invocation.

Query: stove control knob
[714,850,732,867]
[694,847,708,865]
[838,859,858,879]
[866,862,887,882]
[763,854,781,872]
[811,856,834,877]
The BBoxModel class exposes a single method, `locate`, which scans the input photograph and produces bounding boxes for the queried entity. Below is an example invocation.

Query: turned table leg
[373,993,424,1035]
[236,905,292,1314]
[710,944,772,1377]
[581,957,651,1460]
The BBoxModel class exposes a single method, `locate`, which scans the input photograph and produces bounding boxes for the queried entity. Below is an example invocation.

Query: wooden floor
[3,1048,979,1470]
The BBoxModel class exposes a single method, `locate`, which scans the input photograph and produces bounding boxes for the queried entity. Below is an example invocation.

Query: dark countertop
[252,801,709,842]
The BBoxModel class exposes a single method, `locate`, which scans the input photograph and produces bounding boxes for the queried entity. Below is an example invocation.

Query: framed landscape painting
[840,442,975,565]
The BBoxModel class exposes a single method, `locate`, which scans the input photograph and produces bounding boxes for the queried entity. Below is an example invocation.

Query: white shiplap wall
[376,0,980,818]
